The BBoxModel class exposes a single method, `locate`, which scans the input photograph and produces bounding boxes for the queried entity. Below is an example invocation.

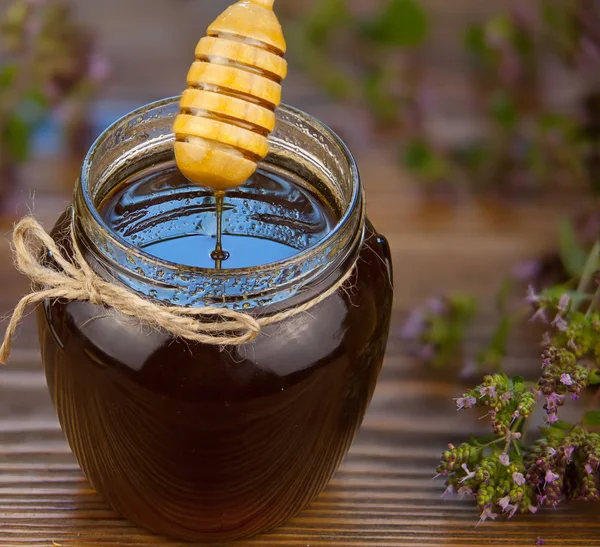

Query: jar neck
[74,98,365,310]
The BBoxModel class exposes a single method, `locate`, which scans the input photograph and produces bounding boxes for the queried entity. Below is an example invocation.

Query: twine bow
[0,217,354,364]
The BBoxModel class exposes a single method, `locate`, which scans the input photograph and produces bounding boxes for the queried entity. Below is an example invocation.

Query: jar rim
[76,97,364,307]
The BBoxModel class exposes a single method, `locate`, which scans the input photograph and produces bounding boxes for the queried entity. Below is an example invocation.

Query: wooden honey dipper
[173,0,287,190]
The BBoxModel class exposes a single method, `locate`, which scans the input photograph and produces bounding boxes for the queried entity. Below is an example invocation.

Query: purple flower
[500,391,513,402]
[552,314,568,332]
[497,495,512,511]
[541,331,552,346]
[88,53,111,83]
[557,294,571,312]
[441,484,455,498]
[512,260,541,281]
[480,385,497,399]
[460,463,476,483]
[401,310,425,340]
[586,464,594,475]
[545,392,566,413]
[456,395,477,410]
[547,412,559,424]
[530,307,549,324]
[526,285,540,304]
[506,430,522,441]
[426,296,446,314]
[458,485,473,497]
[560,373,573,386]
[528,505,538,514]
[513,472,526,486]
[564,445,575,462]
[537,494,547,505]
[499,452,510,466]
[545,469,560,484]
[537,538,545,546]
[459,358,478,380]
[477,505,498,526]
[417,344,436,361]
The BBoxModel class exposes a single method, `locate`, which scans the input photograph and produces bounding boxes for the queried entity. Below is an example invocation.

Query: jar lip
[79,97,363,295]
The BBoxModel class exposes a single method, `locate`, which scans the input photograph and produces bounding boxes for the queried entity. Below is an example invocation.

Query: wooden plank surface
[0,0,595,545]
[0,152,591,547]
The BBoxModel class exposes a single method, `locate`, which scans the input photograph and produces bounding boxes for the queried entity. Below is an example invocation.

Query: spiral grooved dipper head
[173,0,287,190]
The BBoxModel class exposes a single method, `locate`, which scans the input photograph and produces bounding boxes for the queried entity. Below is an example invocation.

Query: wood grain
[0,0,595,545]
[0,152,593,546]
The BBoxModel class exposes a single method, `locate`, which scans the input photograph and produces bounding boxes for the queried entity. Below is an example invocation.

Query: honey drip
[210,191,230,268]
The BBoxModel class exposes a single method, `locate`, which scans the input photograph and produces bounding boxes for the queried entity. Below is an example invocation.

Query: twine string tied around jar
[0,217,356,364]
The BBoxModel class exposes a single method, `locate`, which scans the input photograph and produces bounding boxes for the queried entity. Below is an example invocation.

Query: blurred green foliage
[291,0,429,123]
[361,0,429,47]
[292,0,599,196]
[0,0,107,176]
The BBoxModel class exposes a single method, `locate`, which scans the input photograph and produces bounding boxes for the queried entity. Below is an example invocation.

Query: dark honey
[38,166,394,542]
[97,165,337,269]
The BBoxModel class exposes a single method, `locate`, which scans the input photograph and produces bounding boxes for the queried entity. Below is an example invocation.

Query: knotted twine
[0,216,355,364]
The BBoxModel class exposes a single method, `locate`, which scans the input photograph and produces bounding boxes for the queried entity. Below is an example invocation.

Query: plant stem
[586,284,600,317]
[577,240,600,295]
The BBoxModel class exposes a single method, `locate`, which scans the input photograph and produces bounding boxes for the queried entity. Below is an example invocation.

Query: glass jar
[38,97,394,542]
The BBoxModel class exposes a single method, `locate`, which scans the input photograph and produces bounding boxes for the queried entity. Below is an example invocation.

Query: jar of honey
[37,97,394,541]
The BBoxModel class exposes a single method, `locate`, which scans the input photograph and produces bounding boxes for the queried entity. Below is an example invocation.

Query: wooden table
[0,1,597,544]
[0,148,595,547]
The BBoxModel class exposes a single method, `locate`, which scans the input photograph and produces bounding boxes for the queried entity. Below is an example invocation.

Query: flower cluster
[401,294,477,368]
[552,312,600,360]
[455,373,538,435]
[437,445,537,523]
[525,428,600,506]
[539,346,590,422]
[439,319,600,524]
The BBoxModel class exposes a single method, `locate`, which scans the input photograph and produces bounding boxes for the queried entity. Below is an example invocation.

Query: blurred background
[1,3,600,542]
[0,0,596,365]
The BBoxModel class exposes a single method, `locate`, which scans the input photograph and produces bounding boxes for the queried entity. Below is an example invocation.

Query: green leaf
[3,114,31,162]
[489,91,518,129]
[402,139,449,182]
[558,218,587,277]
[321,69,352,99]
[363,70,399,124]
[305,0,350,47]
[538,112,573,135]
[555,419,575,431]
[403,139,432,170]
[489,317,511,355]
[497,278,513,314]
[541,1,579,58]
[366,0,429,48]
[540,425,568,441]
[448,293,478,320]
[0,64,17,90]
[24,87,50,110]
[464,23,487,57]
[589,369,600,386]
[582,411,600,427]
[512,376,525,394]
